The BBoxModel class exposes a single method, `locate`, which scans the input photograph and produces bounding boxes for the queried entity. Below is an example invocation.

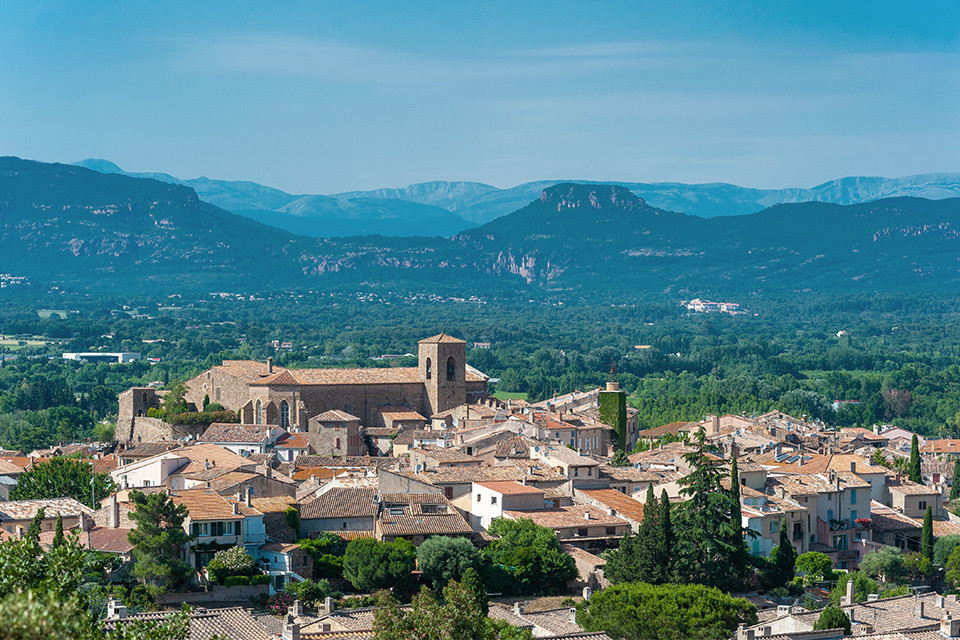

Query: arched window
[335,437,341,450]
[425,358,432,380]
[255,400,263,425]
[446,356,456,381]
[279,400,289,429]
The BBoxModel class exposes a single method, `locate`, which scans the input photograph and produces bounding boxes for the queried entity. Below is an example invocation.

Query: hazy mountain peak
[73,158,125,174]
[539,183,646,213]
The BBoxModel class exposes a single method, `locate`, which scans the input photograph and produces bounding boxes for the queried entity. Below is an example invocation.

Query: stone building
[308,410,363,457]
[176,334,487,431]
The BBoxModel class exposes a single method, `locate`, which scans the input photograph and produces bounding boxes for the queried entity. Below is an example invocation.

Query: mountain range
[5,157,960,299]
[73,158,960,238]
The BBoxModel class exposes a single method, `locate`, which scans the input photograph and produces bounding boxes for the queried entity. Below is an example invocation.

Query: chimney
[850,461,857,473]
[867,594,879,602]
[292,600,304,617]
[843,579,855,606]
[513,602,524,615]
[915,597,924,618]
[282,613,300,640]
[568,608,577,624]
[584,511,591,520]
[267,357,274,374]
[246,486,253,507]
[80,513,92,532]
[109,493,119,529]
[939,596,946,609]
[318,596,334,617]
[942,614,960,638]
[266,466,272,479]
[106,597,128,620]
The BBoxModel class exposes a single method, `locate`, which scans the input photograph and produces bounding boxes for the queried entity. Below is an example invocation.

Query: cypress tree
[909,434,923,484]
[461,567,487,616]
[922,505,934,561]
[52,513,64,549]
[656,490,674,584]
[951,458,960,501]
[26,506,45,541]
[728,457,749,583]
[636,484,660,583]
[768,520,797,588]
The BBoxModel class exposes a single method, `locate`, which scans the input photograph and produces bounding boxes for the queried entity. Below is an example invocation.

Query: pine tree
[909,434,923,484]
[128,490,196,591]
[656,490,674,583]
[951,458,960,501]
[922,505,934,561]
[674,428,738,589]
[460,566,487,616]
[52,513,64,549]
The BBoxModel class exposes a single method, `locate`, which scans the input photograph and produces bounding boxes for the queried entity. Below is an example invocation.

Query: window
[476,493,481,502]
[335,438,341,450]
[491,496,497,505]
[919,500,927,510]
[447,357,456,381]
[255,400,263,425]
[770,521,779,534]
[235,521,241,535]
[827,509,834,522]
[850,489,857,505]
[445,487,454,499]
[606,527,616,535]
[833,534,849,551]
[588,468,593,476]
[144,480,151,487]
[850,510,857,523]
[280,401,290,429]
[577,528,588,537]
[426,358,432,380]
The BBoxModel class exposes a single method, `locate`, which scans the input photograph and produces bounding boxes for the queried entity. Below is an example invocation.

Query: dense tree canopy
[11,457,116,508]
[342,538,417,594]
[482,518,577,595]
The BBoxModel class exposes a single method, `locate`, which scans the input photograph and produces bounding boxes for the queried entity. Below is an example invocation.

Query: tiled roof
[515,607,584,636]
[169,489,254,521]
[365,427,401,437]
[377,406,427,421]
[413,445,477,464]
[106,605,273,639]
[0,498,93,521]
[475,481,545,496]
[119,442,181,457]
[313,409,362,422]
[379,492,449,505]
[173,443,252,475]
[216,360,275,382]
[773,453,887,475]
[206,471,260,492]
[276,432,310,449]
[249,496,298,513]
[635,421,696,438]
[407,463,565,485]
[0,459,25,475]
[199,423,274,443]
[294,455,395,469]
[302,631,374,639]
[300,488,378,520]
[504,505,629,529]
[392,430,444,446]
[888,480,941,496]
[578,489,645,523]
[921,439,960,454]
[40,525,134,553]
[292,467,342,481]
[419,333,465,344]
[378,512,472,536]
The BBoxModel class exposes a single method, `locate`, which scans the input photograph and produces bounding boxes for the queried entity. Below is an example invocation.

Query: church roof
[418,334,465,344]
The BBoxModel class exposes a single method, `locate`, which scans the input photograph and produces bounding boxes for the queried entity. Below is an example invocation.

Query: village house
[298,486,378,538]
[503,504,630,551]
[470,481,545,531]
[167,488,265,569]
[375,492,472,544]
[198,422,285,457]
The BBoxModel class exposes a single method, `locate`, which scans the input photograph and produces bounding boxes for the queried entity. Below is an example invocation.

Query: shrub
[266,591,296,616]
[342,538,416,593]
[935,535,960,566]
[284,578,338,605]
[224,576,251,587]
[206,545,257,584]
[250,574,272,585]
[204,402,226,412]
[814,606,851,635]
[167,410,239,426]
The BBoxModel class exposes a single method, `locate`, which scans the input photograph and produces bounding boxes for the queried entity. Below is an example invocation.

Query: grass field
[0,337,54,350]
[37,309,68,319]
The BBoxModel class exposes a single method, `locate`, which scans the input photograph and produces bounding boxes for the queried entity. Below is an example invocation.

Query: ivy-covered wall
[598,390,627,451]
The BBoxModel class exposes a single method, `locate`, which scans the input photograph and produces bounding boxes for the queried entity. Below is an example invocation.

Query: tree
[656,490,674,584]
[373,580,534,640]
[205,545,257,584]
[765,522,796,589]
[859,547,905,583]
[814,606,851,635]
[871,448,887,468]
[577,582,757,640]
[461,567,488,616]
[909,434,923,484]
[482,518,576,595]
[795,552,834,583]
[610,449,630,467]
[52,513,64,549]
[945,545,960,588]
[922,505,934,561]
[674,428,739,589]
[416,536,481,590]
[953,459,960,501]
[342,537,416,594]
[828,572,878,606]
[26,507,45,541]
[728,458,748,583]
[934,534,960,566]
[284,578,337,606]
[127,490,195,593]
[11,457,116,508]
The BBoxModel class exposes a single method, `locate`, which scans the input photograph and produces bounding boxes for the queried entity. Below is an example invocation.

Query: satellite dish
[534,446,540,452]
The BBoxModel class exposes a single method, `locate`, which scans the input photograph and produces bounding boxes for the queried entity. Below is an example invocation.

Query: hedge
[223,574,270,587]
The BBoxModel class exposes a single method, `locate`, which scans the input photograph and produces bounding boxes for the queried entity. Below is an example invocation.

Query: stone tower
[419,334,467,417]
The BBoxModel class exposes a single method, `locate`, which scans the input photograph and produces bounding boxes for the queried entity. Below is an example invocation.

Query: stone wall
[156,584,268,606]
[123,416,205,445]
[184,368,253,414]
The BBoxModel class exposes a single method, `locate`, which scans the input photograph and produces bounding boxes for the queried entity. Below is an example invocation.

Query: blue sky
[1,1,958,193]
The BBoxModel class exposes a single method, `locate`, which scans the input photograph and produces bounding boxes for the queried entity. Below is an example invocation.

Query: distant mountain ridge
[73,158,960,237]
[8,158,959,299]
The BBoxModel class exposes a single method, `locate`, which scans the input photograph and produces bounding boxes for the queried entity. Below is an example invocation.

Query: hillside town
[3,334,960,639]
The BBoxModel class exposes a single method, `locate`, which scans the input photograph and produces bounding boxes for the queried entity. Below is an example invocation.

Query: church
[179,333,488,431]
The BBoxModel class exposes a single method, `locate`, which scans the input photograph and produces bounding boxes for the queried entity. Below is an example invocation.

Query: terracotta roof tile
[504,505,629,529]
[0,498,92,521]
[199,423,275,443]
[276,432,310,449]
[300,488,378,520]
[312,410,361,422]
[579,489,645,523]
[475,481,545,496]
[378,512,472,536]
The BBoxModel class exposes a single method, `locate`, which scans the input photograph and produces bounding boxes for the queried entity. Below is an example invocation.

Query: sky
[1,1,958,194]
